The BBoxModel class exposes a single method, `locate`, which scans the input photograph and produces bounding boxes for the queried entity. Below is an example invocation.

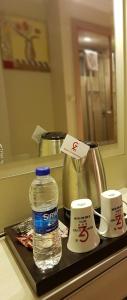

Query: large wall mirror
[0,0,125,164]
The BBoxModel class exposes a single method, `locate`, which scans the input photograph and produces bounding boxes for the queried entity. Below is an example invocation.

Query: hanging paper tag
[60,134,90,159]
[32,125,47,144]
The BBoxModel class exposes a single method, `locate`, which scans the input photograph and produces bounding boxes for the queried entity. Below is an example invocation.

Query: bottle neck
[36,174,50,180]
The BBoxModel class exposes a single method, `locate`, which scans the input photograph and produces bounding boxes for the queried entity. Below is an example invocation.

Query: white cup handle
[122,200,127,219]
[93,209,109,236]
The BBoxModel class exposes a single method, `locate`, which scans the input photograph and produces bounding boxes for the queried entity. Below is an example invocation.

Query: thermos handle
[93,209,109,236]
[122,200,127,220]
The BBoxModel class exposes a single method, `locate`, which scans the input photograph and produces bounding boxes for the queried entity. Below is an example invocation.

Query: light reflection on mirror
[0,0,118,163]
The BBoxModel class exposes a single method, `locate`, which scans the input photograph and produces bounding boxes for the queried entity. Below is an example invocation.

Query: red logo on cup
[78,226,88,242]
[72,141,79,152]
[115,213,123,229]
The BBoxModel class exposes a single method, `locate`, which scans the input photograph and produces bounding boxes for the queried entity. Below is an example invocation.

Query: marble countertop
[1,236,127,300]
[0,237,38,300]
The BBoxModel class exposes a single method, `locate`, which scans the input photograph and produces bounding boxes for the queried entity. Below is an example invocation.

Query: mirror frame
[0,0,125,179]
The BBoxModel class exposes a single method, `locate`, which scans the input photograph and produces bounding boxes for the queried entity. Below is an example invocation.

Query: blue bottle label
[32,207,58,234]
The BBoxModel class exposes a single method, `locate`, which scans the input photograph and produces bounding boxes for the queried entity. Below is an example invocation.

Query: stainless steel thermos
[39,131,66,157]
[62,142,107,216]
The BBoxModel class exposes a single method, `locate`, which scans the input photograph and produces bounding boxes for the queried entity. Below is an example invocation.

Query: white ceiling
[71,0,113,13]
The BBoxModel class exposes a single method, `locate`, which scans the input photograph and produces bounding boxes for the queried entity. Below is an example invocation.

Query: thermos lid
[41,131,66,140]
[36,166,50,176]
[85,142,98,148]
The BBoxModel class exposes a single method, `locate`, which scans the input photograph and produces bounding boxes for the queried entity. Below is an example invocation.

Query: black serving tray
[4,209,127,297]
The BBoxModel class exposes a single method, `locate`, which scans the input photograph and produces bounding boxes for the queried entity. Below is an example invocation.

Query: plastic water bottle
[29,166,62,271]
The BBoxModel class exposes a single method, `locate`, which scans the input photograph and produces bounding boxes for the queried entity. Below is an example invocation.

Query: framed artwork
[0,16,50,72]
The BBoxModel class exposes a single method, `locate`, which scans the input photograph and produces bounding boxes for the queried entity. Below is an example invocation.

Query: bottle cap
[35,167,50,176]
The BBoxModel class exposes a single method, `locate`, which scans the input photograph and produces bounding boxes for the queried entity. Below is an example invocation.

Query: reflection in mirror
[0,0,122,164]
[79,27,116,144]
[72,2,117,145]
[0,0,68,163]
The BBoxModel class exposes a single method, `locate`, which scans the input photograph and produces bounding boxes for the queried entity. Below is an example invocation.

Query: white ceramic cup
[67,198,107,253]
[99,190,127,238]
